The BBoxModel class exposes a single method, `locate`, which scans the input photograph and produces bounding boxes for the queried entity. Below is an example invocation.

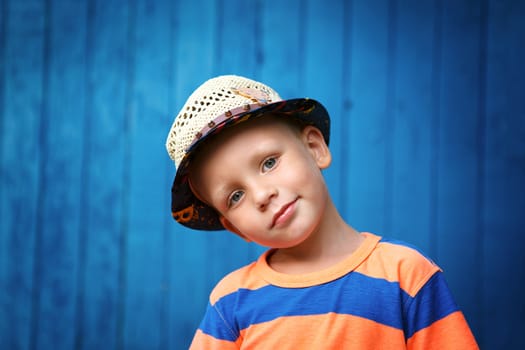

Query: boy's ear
[302,126,332,169]
[219,216,252,242]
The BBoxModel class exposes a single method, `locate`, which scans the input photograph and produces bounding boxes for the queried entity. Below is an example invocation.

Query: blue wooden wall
[1,0,524,349]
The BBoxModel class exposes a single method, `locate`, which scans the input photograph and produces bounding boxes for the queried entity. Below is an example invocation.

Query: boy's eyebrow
[209,182,234,207]
[250,139,279,158]
[214,186,231,200]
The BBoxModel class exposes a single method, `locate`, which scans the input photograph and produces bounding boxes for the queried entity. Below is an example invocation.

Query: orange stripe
[209,262,269,305]
[189,329,241,349]
[238,313,406,349]
[355,241,440,296]
[407,311,479,349]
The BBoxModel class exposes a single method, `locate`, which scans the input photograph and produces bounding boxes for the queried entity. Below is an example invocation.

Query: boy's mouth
[271,198,298,228]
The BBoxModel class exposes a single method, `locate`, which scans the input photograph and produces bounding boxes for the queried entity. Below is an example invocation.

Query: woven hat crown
[166,75,282,167]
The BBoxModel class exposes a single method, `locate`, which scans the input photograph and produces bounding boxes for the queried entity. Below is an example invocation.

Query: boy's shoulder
[375,235,439,272]
[208,254,268,305]
[360,234,441,297]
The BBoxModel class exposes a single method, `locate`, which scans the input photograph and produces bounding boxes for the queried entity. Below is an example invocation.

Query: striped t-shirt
[190,232,478,349]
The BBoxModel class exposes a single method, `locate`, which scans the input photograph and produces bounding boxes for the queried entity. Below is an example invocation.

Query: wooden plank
[303,0,345,213]
[436,1,484,341]
[31,1,86,349]
[0,0,5,186]
[123,0,172,348]
[389,0,436,252]
[79,1,131,348]
[259,0,302,97]
[214,0,260,77]
[0,6,7,346]
[345,0,391,234]
[483,1,525,348]
[168,0,218,347]
[0,1,45,349]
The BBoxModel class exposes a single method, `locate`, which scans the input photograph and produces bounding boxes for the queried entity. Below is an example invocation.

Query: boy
[166,75,478,349]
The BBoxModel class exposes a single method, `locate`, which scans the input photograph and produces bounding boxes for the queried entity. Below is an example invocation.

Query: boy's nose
[253,184,277,211]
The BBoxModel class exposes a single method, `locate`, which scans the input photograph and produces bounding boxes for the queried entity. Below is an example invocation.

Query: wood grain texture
[33,1,86,349]
[0,0,7,344]
[0,1,46,349]
[483,0,525,347]
[345,0,391,234]
[79,1,131,349]
[389,0,436,252]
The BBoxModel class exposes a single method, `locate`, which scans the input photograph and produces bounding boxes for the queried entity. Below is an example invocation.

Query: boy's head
[166,75,330,231]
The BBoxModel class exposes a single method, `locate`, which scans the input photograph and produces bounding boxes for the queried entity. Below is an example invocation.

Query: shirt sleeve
[189,302,241,350]
[405,271,479,349]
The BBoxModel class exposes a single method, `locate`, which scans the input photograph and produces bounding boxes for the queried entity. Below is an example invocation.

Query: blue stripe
[403,272,460,338]
[202,272,410,341]
[200,270,459,342]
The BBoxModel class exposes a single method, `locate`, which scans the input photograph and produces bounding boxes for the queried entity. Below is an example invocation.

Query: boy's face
[190,117,332,248]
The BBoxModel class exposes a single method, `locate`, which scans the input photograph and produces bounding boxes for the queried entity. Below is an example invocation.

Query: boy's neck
[267,200,364,275]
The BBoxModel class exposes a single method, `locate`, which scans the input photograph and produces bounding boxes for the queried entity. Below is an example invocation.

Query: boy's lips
[271,198,298,228]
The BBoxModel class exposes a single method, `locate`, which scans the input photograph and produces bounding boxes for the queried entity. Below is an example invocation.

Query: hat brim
[170,98,330,231]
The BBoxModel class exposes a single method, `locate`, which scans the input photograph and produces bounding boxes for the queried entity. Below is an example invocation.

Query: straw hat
[166,75,330,230]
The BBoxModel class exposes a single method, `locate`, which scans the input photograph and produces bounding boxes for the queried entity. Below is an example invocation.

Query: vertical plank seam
[384,0,397,235]
[297,0,306,91]
[30,0,52,348]
[0,0,7,195]
[253,0,263,79]
[476,0,489,344]
[429,0,442,261]
[74,1,95,349]
[213,0,224,75]
[160,2,178,348]
[0,0,8,346]
[116,1,137,349]
[340,0,353,217]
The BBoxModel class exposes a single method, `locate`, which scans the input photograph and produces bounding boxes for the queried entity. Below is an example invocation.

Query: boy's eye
[262,157,277,172]
[228,190,244,207]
